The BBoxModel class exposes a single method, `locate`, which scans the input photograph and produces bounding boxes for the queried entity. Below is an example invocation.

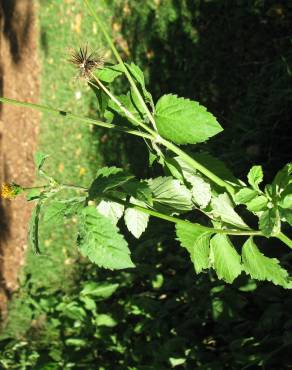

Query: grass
[1,0,115,336]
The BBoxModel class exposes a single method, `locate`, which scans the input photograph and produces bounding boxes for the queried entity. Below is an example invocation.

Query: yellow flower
[1,183,23,200]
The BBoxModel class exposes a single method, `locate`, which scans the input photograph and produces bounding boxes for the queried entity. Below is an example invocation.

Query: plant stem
[0,97,153,141]
[89,75,154,135]
[160,138,236,195]
[276,232,292,249]
[104,194,261,236]
[83,0,157,131]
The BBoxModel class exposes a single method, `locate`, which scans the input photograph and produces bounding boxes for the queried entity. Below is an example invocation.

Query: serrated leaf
[246,195,268,212]
[176,222,212,273]
[234,188,258,204]
[210,234,242,283]
[81,282,119,299]
[78,206,134,269]
[174,156,211,208]
[154,94,223,145]
[122,180,152,205]
[211,193,249,229]
[43,202,67,224]
[124,198,149,239]
[247,165,263,191]
[29,202,42,254]
[259,208,279,236]
[242,238,289,288]
[96,200,124,225]
[148,176,192,213]
[34,151,49,172]
[95,63,123,83]
[89,166,133,199]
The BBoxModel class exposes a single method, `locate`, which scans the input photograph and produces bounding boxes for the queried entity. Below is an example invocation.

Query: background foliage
[1,0,292,369]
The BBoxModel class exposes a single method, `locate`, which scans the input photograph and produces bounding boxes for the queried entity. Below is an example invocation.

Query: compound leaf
[96,200,124,225]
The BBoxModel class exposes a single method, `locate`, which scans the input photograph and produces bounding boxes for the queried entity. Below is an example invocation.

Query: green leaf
[246,195,268,212]
[272,163,292,196]
[210,234,242,283]
[95,63,123,83]
[106,89,144,126]
[247,165,263,191]
[78,206,135,269]
[279,184,292,209]
[126,62,153,107]
[89,166,133,198]
[259,208,280,236]
[174,156,211,208]
[242,238,289,288]
[43,202,67,224]
[95,314,117,327]
[122,180,152,205]
[211,193,249,229]
[234,188,258,204]
[80,282,119,299]
[96,200,124,225]
[148,176,192,213]
[29,202,42,254]
[26,188,43,201]
[154,94,223,145]
[124,198,149,239]
[176,222,212,273]
[34,151,49,172]
[280,208,292,226]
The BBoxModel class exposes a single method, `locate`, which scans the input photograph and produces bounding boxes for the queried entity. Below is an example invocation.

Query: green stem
[276,232,292,249]
[83,0,157,131]
[160,138,236,195]
[0,97,153,141]
[89,76,154,135]
[104,194,261,236]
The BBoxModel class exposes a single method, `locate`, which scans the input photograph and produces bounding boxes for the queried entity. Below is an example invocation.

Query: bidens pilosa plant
[0,0,291,288]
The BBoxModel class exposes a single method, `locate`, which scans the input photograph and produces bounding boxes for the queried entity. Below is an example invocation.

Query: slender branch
[160,138,236,195]
[104,194,262,236]
[89,75,154,136]
[83,0,157,131]
[0,97,153,141]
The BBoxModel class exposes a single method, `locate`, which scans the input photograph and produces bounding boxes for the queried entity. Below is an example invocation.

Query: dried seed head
[70,45,104,79]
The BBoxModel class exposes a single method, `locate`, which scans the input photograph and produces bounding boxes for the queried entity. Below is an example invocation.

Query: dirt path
[0,0,39,319]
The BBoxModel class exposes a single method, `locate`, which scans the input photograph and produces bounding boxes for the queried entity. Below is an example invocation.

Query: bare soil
[0,0,39,319]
